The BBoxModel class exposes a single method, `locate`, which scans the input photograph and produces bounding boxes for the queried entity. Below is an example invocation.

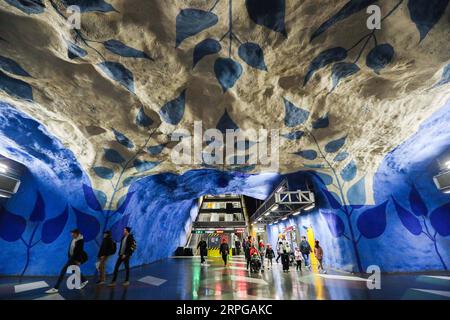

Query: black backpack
[110,241,117,256]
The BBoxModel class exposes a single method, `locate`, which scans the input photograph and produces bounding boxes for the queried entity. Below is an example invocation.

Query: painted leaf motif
[147,143,166,155]
[111,214,130,242]
[82,184,103,211]
[325,136,346,153]
[104,148,125,164]
[340,160,357,181]
[347,177,366,205]
[175,9,218,47]
[72,207,100,242]
[321,210,345,237]
[357,201,388,239]
[135,106,154,127]
[304,47,347,85]
[104,40,151,59]
[29,191,45,222]
[0,55,31,77]
[67,42,87,60]
[61,0,117,13]
[407,0,449,42]
[0,70,33,101]
[133,159,160,173]
[283,98,310,127]
[311,172,333,186]
[116,192,134,214]
[281,131,304,140]
[433,63,450,88]
[366,44,394,74]
[123,176,143,187]
[93,189,107,209]
[331,62,360,91]
[294,150,317,160]
[214,58,243,92]
[322,188,342,209]
[429,202,450,236]
[93,166,114,180]
[5,0,45,14]
[245,0,287,36]
[159,89,186,125]
[193,38,221,68]
[392,198,422,236]
[409,185,428,217]
[310,0,377,41]
[333,151,349,162]
[112,128,134,149]
[0,207,26,242]
[98,61,134,93]
[312,114,329,129]
[238,42,267,71]
[216,109,239,134]
[41,205,69,244]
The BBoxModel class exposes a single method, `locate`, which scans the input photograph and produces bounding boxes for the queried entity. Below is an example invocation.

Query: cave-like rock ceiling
[0,0,449,194]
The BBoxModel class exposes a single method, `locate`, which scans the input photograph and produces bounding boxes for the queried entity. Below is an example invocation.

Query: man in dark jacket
[235,240,241,255]
[46,229,88,294]
[219,238,230,266]
[245,236,252,270]
[300,236,312,270]
[96,230,116,284]
[197,237,208,264]
[109,227,135,286]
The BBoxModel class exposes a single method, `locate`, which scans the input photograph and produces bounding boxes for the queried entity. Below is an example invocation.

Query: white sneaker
[79,280,88,289]
[45,288,58,294]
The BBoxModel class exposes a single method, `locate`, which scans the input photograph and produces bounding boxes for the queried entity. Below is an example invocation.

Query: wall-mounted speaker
[433,170,450,193]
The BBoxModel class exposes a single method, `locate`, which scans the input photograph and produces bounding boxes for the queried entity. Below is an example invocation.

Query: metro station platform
[0,256,449,300]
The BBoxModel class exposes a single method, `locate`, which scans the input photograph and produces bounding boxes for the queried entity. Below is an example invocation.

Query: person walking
[300,236,312,270]
[235,239,241,255]
[109,227,135,286]
[314,240,326,273]
[96,230,116,284]
[265,244,275,269]
[258,240,265,272]
[276,238,283,264]
[46,229,88,294]
[294,246,303,271]
[197,237,208,264]
[219,238,230,267]
[245,236,252,270]
[280,238,291,272]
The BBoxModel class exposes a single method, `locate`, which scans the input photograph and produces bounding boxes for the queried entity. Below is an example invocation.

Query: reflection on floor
[0,256,449,300]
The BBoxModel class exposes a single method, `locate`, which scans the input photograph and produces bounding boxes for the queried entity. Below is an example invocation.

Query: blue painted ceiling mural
[0,0,449,275]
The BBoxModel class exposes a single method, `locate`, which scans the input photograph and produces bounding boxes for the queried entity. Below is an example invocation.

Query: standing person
[314,240,326,273]
[258,240,265,271]
[280,238,291,272]
[265,244,275,269]
[219,238,230,267]
[197,237,208,264]
[300,236,312,270]
[276,238,283,264]
[294,246,303,271]
[96,231,116,284]
[45,229,88,294]
[245,236,252,270]
[235,239,241,255]
[109,227,135,286]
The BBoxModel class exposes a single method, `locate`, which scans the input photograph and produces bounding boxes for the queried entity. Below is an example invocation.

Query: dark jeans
[302,253,310,267]
[281,254,290,271]
[276,253,281,263]
[296,260,302,270]
[267,257,273,267]
[246,257,251,270]
[55,259,87,289]
[200,253,206,263]
[222,254,228,265]
[112,255,130,282]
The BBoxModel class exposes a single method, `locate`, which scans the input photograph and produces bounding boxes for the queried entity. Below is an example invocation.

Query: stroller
[250,253,262,273]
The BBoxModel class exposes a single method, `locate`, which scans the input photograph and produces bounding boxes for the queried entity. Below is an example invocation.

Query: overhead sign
[283,225,295,232]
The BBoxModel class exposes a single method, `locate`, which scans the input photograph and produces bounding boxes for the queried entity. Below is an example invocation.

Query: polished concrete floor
[0,256,449,300]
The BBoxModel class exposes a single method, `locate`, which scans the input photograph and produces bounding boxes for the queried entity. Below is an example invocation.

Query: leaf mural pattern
[147,144,166,155]
[72,207,100,242]
[214,58,243,92]
[98,61,134,93]
[113,128,134,149]
[347,177,366,204]
[322,188,342,209]
[341,160,357,181]
[281,131,304,140]
[321,210,345,237]
[366,44,394,74]
[0,55,31,77]
[283,98,310,127]
[67,42,87,60]
[193,38,221,68]
[175,9,218,47]
[304,47,347,86]
[294,150,317,160]
[407,0,449,42]
[159,89,186,125]
[331,62,360,91]
[325,136,346,153]
[104,148,125,164]
[238,42,267,71]
[29,192,45,222]
[0,206,26,242]
[103,40,152,60]
[116,192,134,214]
[216,109,239,134]
[312,114,329,129]
[433,63,450,88]
[245,0,287,36]
[5,0,45,14]
[409,185,428,217]
[61,0,117,13]
[311,172,333,186]
[310,0,377,41]
[82,184,104,211]
[135,106,154,127]
[93,166,114,180]
[133,159,160,173]
[357,201,388,239]
[0,70,33,101]
[333,151,349,162]
[41,205,69,244]
[392,198,422,236]
[429,202,450,237]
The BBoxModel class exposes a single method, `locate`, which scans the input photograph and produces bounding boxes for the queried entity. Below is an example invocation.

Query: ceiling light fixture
[281,216,288,221]
[271,205,278,211]
[293,211,301,216]
[0,163,7,174]
[264,211,271,216]
[446,160,450,170]
[304,203,315,211]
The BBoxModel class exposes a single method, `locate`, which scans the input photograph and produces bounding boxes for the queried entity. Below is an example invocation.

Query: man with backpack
[108,227,136,286]
[300,236,312,270]
[96,230,116,284]
[197,237,208,264]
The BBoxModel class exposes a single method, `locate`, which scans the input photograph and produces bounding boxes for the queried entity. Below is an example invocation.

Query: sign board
[283,225,295,232]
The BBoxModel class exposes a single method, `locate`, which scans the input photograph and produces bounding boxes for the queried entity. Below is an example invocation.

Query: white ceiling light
[264,211,271,216]
[304,203,315,211]
[446,160,450,170]
[293,211,301,216]
[0,163,8,174]
[271,205,278,211]
[281,216,288,221]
